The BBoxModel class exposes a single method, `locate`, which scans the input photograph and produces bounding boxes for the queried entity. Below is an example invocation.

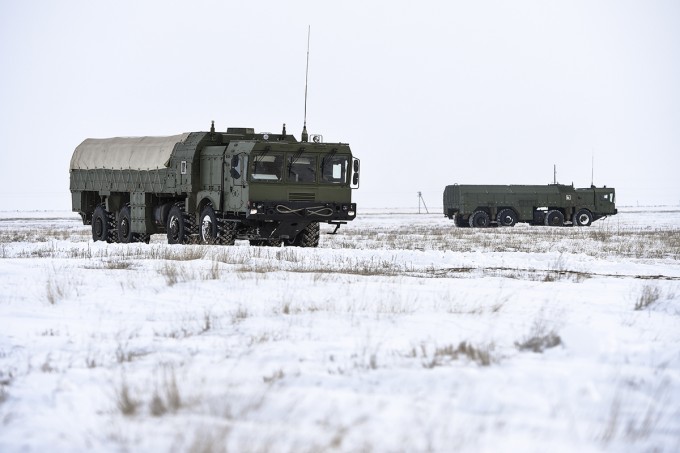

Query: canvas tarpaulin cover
[69,133,191,171]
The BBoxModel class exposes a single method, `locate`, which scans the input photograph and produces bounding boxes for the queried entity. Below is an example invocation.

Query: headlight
[348,210,355,216]
[250,209,258,215]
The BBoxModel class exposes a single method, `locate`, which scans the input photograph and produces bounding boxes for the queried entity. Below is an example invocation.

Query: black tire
[218,220,236,245]
[166,205,190,244]
[545,210,565,227]
[290,222,320,247]
[453,214,469,228]
[117,205,136,243]
[496,208,517,227]
[469,211,490,228]
[92,205,117,243]
[572,209,593,227]
[199,205,219,244]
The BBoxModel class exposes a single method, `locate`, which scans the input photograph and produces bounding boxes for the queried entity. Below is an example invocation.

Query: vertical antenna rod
[301,26,311,142]
[591,151,594,187]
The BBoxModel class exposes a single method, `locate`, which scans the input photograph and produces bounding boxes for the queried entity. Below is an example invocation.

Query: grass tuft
[634,284,661,311]
[116,378,141,416]
[515,318,562,353]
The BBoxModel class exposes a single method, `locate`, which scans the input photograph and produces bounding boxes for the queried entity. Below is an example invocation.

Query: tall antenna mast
[591,151,594,187]
[301,25,310,142]
[553,164,557,185]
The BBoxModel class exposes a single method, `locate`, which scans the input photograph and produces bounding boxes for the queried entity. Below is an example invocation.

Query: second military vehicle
[443,184,617,227]
[70,123,359,246]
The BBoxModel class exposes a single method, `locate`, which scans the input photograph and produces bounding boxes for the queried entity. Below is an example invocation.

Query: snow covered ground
[0,207,679,452]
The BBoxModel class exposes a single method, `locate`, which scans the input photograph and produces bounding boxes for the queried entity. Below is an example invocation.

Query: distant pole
[418,192,429,214]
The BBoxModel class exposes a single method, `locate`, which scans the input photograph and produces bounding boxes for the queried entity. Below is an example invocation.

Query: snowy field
[0,207,679,452]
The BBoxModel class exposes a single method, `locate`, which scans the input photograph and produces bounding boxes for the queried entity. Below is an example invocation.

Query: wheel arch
[497,206,518,217]
[196,191,221,214]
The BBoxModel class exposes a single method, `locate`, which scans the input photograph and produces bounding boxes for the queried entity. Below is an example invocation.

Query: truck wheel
[496,209,517,227]
[545,210,565,227]
[167,205,190,244]
[92,205,117,243]
[199,205,219,244]
[454,214,469,228]
[572,209,593,227]
[293,222,320,247]
[117,205,135,243]
[469,211,490,228]
[218,221,236,245]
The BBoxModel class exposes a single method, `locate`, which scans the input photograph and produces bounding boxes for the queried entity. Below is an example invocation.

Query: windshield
[321,155,349,184]
[287,153,317,183]
[249,150,350,184]
[251,153,284,181]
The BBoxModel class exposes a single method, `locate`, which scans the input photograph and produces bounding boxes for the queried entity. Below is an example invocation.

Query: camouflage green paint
[443,184,617,227]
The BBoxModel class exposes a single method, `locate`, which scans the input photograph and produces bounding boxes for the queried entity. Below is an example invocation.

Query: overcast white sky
[1,0,678,211]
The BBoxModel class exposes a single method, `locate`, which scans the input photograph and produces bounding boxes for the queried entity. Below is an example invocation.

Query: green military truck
[443,184,617,228]
[70,124,359,246]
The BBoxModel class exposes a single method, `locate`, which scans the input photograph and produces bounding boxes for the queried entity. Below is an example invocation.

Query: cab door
[594,188,616,214]
[224,141,254,212]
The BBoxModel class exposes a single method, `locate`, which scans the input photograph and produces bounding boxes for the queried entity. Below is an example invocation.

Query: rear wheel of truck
[92,205,117,243]
[469,211,490,228]
[572,209,593,227]
[167,205,190,244]
[496,209,517,227]
[545,210,565,227]
[117,205,136,243]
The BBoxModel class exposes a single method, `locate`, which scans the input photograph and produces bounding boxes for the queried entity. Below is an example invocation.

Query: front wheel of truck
[287,222,320,247]
[572,209,593,227]
[199,205,219,244]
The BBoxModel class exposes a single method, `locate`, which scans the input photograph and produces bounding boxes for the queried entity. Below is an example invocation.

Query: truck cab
[593,187,617,217]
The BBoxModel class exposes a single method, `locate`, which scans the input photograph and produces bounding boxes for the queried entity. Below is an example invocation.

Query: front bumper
[247,201,357,222]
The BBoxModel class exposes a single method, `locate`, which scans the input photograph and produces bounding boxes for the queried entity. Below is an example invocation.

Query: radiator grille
[288,192,316,202]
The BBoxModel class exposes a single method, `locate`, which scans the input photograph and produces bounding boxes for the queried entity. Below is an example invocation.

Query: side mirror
[351,158,360,188]
[230,155,241,179]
